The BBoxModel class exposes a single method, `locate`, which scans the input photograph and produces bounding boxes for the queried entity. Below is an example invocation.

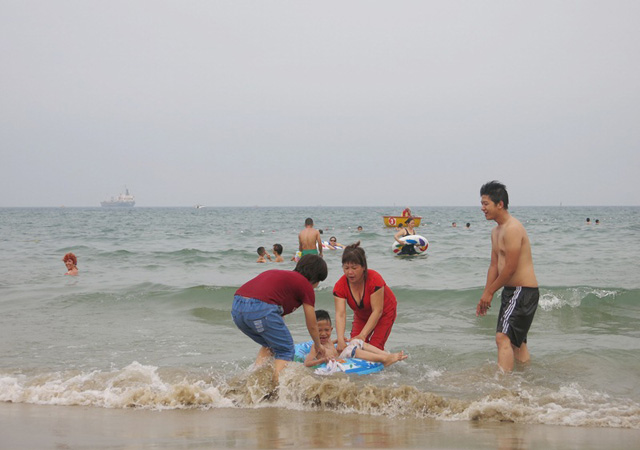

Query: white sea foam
[0,362,234,410]
[1,364,639,428]
[539,287,619,311]
[457,383,640,428]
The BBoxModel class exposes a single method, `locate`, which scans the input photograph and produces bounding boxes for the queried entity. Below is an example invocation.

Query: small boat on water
[101,188,135,207]
[383,216,422,227]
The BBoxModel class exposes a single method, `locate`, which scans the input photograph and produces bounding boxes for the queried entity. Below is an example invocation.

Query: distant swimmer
[272,244,284,262]
[256,247,272,263]
[298,218,323,257]
[586,218,591,225]
[357,226,363,232]
[326,236,344,250]
[465,222,471,229]
[452,222,457,228]
[477,181,539,372]
[62,253,78,276]
[595,219,600,225]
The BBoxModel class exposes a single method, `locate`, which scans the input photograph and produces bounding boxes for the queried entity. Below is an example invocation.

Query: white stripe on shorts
[501,286,522,335]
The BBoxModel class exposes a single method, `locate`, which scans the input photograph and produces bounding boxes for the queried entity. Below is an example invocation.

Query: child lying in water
[305,310,407,368]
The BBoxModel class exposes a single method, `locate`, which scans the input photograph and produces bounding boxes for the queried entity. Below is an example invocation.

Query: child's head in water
[256,247,270,263]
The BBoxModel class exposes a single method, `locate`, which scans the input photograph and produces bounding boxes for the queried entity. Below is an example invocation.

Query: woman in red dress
[333,242,397,351]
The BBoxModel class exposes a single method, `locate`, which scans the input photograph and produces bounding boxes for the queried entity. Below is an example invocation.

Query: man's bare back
[299,218,323,256]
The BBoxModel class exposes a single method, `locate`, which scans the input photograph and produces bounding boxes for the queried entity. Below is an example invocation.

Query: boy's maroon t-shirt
[235,270,315,315]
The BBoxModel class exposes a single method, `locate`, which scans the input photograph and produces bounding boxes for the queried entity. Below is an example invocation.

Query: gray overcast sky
[1,1,639,207]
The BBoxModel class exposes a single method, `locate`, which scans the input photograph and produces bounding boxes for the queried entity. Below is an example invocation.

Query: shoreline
[1,402,638,449]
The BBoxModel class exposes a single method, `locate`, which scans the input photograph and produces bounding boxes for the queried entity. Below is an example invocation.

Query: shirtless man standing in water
[299,218,323,258]
[477,181,539,372]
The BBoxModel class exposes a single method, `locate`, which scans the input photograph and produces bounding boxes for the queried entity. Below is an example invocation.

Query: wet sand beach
[1,402,638,449]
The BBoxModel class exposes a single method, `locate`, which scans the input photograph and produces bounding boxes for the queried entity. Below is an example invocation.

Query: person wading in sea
[298,218,323,258]
[476,181,539,372]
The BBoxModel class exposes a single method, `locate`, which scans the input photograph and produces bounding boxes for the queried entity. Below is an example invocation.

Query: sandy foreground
[1,402,638,449]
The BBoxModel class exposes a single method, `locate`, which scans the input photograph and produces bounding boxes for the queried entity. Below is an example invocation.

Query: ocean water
[1,206,639,429]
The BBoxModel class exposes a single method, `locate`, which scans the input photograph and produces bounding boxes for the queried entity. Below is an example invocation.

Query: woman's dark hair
[341,241,368,272]
[294,254,328,284]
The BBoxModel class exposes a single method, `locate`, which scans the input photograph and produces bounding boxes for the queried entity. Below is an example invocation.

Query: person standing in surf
[232,254,328,382]
[477,181,539,372]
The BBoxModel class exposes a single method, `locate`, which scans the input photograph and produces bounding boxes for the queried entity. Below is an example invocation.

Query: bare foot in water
[383,351,407,367]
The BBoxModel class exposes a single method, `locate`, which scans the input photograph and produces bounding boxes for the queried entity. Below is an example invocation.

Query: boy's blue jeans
[231,295,294,361]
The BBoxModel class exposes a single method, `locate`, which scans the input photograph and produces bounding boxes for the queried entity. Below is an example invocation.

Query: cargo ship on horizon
[101,188,135,207]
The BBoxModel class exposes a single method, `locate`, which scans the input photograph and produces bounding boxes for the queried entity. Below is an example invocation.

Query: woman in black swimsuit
[394,217,418,255]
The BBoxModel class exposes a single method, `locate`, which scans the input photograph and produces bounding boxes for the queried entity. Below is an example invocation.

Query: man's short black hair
[480,180,509,210]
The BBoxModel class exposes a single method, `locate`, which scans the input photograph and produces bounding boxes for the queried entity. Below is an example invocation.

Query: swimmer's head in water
[62,252,77,265]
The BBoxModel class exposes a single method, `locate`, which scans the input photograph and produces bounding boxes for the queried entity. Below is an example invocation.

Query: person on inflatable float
[394,217,418,255]
[304,309,406,367]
